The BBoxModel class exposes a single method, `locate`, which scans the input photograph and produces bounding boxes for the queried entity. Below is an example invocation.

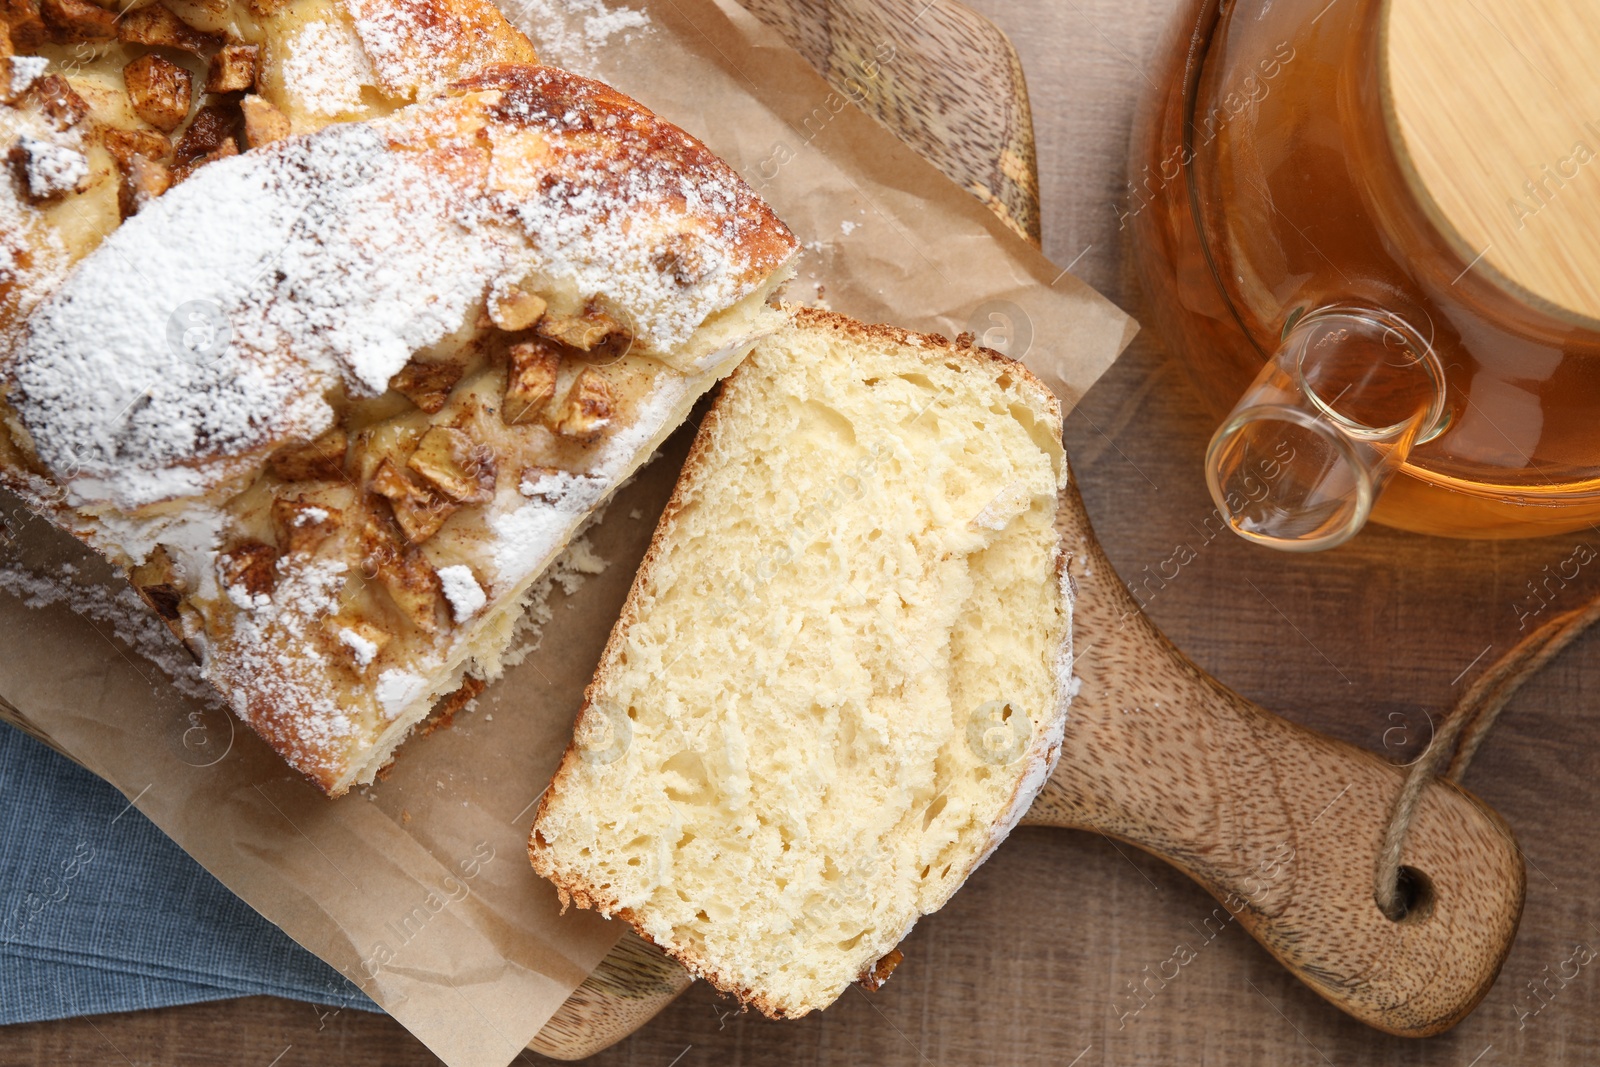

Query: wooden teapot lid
[1383,0,1600,327]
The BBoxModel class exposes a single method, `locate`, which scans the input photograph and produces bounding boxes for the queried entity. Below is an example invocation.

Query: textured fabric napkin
[0,724,377,1024]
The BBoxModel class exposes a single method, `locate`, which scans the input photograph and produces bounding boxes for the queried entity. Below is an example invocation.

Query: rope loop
[1374,593,1600,921]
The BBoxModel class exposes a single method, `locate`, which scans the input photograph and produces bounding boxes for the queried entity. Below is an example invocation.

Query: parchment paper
[0,1,1135,1064]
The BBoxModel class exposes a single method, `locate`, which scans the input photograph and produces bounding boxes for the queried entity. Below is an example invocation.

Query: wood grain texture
[1024,473,1525,1036]
[1384,0,1600,327]
[527,931,693,1059]
[740,0,1041,244]
[9,1,1600,1064]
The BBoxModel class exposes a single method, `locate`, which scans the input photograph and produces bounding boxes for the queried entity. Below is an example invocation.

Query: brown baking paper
[0,1,1135,1064]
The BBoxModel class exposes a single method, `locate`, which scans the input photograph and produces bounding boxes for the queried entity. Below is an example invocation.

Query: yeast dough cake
[530,309,1073,1016]
[0,0,797,794]
[0,0,537,349]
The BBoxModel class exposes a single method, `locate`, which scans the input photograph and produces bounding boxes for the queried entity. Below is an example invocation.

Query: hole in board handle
[1380,865,1436,923]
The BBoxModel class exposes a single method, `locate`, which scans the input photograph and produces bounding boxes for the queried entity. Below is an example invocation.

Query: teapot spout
[1205,308,1446,551]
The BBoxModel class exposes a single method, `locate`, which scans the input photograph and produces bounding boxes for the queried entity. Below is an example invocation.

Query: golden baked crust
[0,4,796,794]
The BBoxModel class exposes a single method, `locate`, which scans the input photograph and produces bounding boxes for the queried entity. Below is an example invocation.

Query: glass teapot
[1130,0,1600,550]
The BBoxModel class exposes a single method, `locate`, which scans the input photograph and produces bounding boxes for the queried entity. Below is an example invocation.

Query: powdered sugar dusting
[376,668,427,719]
[9,76,793,515]
[484,69,784,350]
[339,627,379,667]
[492,375,689,583]
[1,64,794,792]
[11,122,504,511]
[80,504,228,590]
[7,56,49,98]
[342,0,536,102]
[206,557,356,757]
[496,472,607,582]
[280,19,375,118]
[437,563,486,621]
[498,0,650,75]
[344,6,425,84]
[0,110,74,350]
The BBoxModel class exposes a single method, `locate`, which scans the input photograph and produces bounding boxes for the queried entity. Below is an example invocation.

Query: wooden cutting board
[524,0,1526,1058]
[739,0,1041,247]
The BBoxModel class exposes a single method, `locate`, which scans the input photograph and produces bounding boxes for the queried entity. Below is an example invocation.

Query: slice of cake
[530,308,1073,1016]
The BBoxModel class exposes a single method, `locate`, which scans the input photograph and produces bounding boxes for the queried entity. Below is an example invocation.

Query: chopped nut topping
[239,93,288,147]
[324,615,390,670]
[124,54,191,133]
[218,540,277,602]
[271,497,343,555]
[129,545,197,656]
[408,426,497,505]
[171,136,236,183]
[3,0,48,50]
[40,0,114,43]
[356,507,398,570]
[488,286,547,332]
[390,358,464,414]
[172,102,238,168]
[372,457,457,543]
[503,339,559,425]
[266,428,347,481]
[550,367,614,443]
[205,43,257,93]
[25,73,87,129]
[358,510,443,633]
[103,118,176,217]
[9,134,87,201]
[538,308,623,351]
[118,2,217,53]
[382,552,442,633]
[98,127,172,169]
[2,55,49,104]
[136,581,184,621]
[119,154,170,217]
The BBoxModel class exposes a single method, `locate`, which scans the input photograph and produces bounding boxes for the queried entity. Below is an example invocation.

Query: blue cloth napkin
[0,722,378,1024]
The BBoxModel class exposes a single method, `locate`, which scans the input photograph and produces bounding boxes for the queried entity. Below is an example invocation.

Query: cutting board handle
[1021,472,1526,1036]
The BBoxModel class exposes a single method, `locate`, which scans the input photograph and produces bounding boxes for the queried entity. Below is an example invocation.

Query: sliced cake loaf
[0,63,796,794]
[529,308,1073,1016]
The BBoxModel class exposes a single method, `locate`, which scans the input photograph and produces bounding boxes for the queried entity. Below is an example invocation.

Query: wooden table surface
[7,0,1600,1063]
